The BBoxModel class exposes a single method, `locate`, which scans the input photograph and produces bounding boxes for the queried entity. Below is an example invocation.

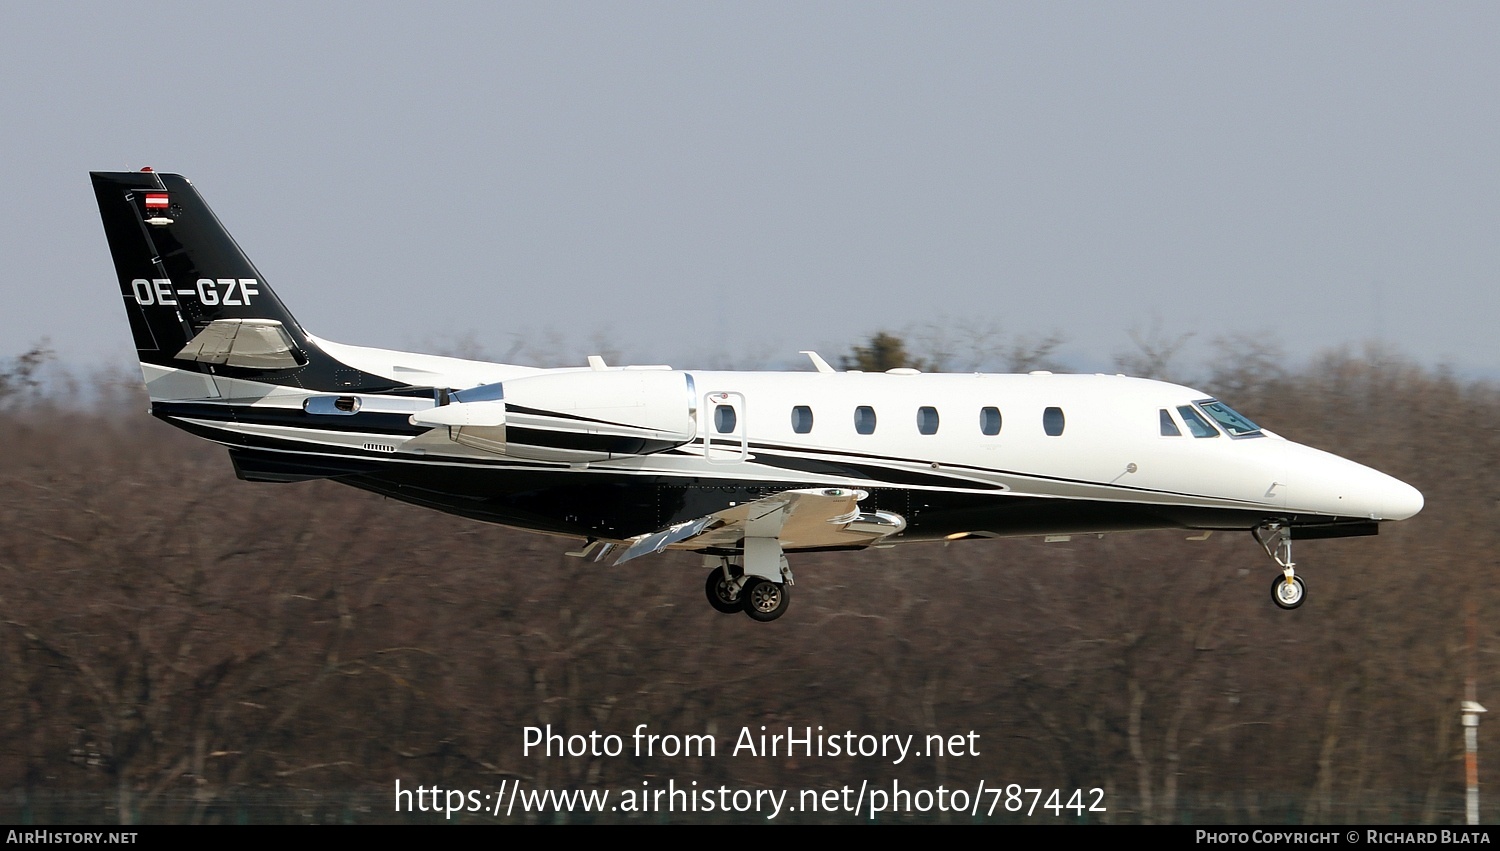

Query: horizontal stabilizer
[177,319,302,370]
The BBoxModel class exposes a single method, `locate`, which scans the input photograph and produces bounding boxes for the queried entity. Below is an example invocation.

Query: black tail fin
[91,171,315,368]
[91,170,399,395]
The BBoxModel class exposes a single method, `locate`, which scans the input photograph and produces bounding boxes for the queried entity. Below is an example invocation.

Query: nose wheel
[1271,574,1306,609]
[1254,522,1305,609]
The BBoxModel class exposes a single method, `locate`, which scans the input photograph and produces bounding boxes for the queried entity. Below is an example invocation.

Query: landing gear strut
[1254,522,1305,609]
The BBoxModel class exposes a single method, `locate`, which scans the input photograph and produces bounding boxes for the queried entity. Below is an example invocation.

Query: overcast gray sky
[5,2,1497,377]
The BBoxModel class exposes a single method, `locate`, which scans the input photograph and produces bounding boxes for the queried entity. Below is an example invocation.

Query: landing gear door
[704,391,747,463]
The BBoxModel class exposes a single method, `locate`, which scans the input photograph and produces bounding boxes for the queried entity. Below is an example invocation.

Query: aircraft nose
[1376,475,1424,521]
[1330,459,1424,521]
[1285,443,1424,521]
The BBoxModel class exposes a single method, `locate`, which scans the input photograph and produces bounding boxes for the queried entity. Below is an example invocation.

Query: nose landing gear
[1254,522,1305,609]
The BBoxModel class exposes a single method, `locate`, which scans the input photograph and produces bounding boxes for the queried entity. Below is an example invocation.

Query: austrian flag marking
[145,192,169,209]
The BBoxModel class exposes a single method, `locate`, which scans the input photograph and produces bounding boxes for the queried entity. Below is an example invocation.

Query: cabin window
[1043,407,1065,436]
[1159,409,1181,437]
[1177,405,1219,438]
[791,405,813,434]
[855,406,877,435]
[714,404,737,434]
[980,406,1002,436]
[917,406,939,435]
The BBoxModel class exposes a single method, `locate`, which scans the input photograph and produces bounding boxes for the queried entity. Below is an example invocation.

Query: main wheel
[1271,575,1306,609]
[705,564,745,614]
[742,577,790,622]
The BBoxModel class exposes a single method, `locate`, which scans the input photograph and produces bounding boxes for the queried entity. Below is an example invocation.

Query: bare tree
[0,343,52,405]
[1114,320,1194,382]
[890,321,1070,374]
[0,348,1495,823]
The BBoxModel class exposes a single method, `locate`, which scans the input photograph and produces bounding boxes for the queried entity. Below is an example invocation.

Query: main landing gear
[704,562,745,614]
[742,577,791,622]
[704,557,792,622]
[1254,522,1305,609]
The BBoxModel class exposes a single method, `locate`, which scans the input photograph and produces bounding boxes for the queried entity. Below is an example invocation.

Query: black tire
[705,564,745,614]
[742,577,790,622]
[1271,575,1306,610]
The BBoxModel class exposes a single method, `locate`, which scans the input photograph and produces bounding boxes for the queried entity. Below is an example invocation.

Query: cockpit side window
[1177,405,1219,438]
[1159,409,1182,437]
[1198,400,1263,437]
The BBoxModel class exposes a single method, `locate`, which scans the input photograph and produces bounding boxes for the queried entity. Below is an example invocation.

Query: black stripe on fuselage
[746,449,1005,490]
[209,427,1368,550]
[503,426,688,457]
[158,402,686,456]
[155,400,426,436]
[324,459,1370,542]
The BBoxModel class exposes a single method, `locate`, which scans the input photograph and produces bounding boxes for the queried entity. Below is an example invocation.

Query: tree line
[0,339,1494,823]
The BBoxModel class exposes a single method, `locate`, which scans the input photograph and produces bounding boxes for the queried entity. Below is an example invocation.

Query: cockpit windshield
[1197,400,1262,437]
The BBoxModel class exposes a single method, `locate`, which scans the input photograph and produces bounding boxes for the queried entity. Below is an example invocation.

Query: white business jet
[91,170,1423,622]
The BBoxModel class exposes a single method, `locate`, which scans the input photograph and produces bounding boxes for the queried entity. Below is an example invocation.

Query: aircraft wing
[613,487,905,564]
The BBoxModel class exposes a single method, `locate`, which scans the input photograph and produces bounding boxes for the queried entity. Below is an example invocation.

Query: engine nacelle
[413,370,698,462]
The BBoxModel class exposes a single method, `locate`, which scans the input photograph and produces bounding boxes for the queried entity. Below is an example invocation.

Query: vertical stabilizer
[91,171,402,396]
